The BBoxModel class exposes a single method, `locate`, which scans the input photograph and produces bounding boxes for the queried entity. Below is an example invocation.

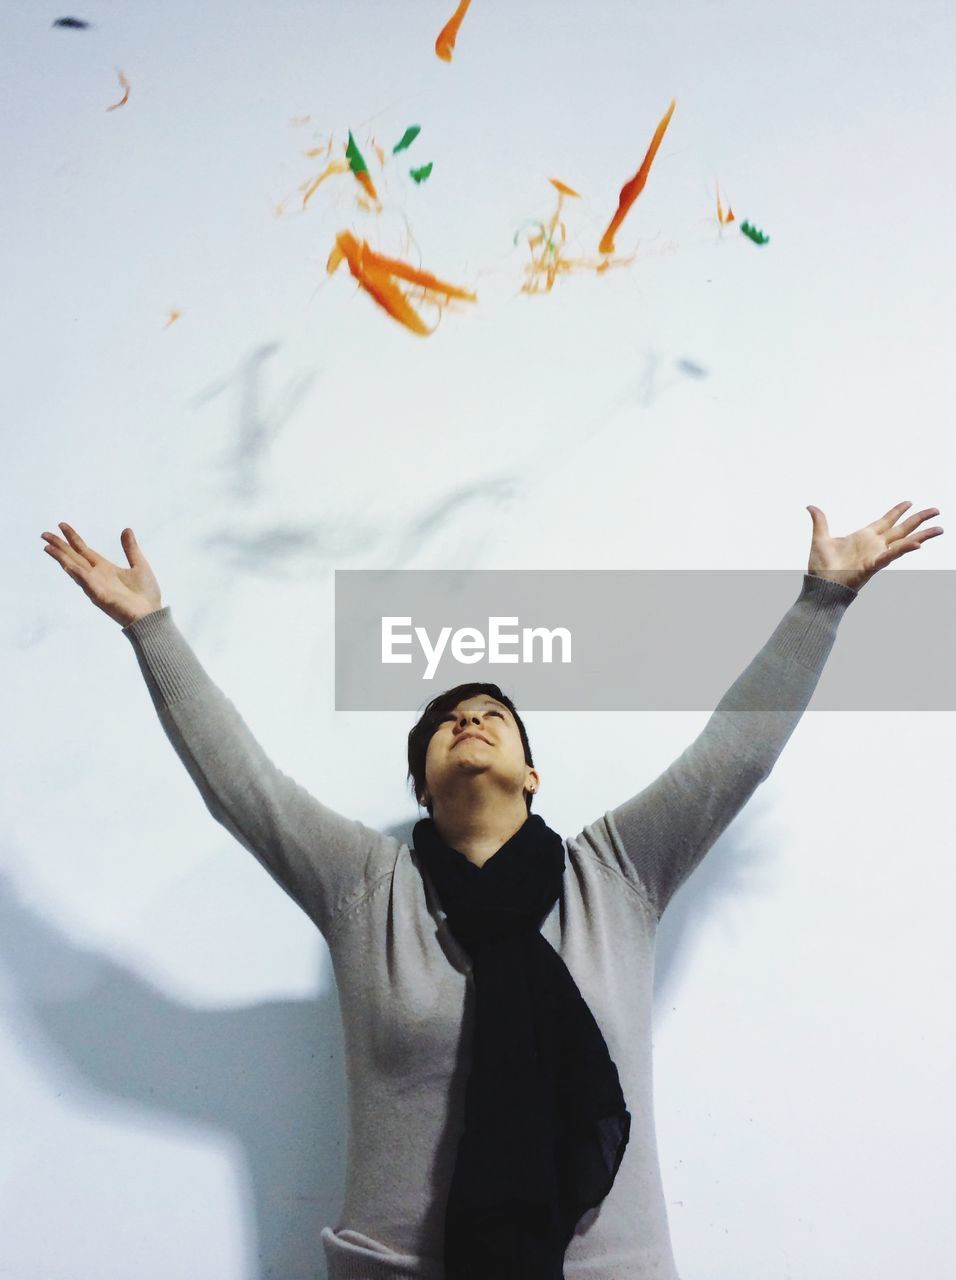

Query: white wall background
[3,1,954,1276]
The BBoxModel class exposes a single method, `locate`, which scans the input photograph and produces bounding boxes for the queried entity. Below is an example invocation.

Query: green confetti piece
[740,219,770,245]
[346,130,368,175]
[392,125,421,154]
[409,162,433,184]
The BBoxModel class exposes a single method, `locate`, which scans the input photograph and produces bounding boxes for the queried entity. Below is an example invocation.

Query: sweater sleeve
[122,606,382,939]
[603,573,859,919]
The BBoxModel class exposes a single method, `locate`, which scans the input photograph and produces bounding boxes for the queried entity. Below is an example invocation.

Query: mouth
[453,733,491,748]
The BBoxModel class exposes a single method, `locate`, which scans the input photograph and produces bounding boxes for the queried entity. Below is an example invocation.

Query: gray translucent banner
[333,570,954,711]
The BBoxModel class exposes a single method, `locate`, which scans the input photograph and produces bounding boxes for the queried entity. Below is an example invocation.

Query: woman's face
[422,694,536,806]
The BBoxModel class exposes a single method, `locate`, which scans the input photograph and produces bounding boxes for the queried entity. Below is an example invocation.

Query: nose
[457,713,480,727]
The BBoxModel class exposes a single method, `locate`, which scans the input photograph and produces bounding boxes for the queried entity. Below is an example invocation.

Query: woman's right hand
[40,523,163,627]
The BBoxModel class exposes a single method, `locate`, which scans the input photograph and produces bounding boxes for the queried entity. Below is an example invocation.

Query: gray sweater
[122,572,858,1280]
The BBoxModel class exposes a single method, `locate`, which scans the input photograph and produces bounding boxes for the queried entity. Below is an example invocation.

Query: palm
[92,553,159,606]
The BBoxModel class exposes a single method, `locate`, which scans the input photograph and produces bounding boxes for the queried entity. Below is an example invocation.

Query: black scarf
[412,811,631,1280]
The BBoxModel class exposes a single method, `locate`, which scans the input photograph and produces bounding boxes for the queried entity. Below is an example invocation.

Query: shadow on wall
[17,340,712,656]
[0,863,349,1280]
[652,783,777,1013]
[189,342,319,507]
[1,783,772,1279]
[188,341,712,579]
[187,341,528,580]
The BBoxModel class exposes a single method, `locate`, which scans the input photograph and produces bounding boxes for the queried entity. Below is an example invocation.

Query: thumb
[121,527,140,566]
[806,505,829,537]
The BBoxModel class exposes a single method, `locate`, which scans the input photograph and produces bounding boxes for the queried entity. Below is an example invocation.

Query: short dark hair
[407,682,535,816]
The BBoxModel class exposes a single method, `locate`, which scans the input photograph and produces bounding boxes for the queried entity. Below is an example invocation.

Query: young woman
[40,501,942,1280]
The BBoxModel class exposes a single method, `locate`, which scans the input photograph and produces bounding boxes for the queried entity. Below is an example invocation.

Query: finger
[891,507,941,542]
[889,531,940,561]
[806,505,830,537]
[41,532,90,575]
[121,527,141,567]
[57,522,100,567]
[874,501,913,532]
[43,542,90,583]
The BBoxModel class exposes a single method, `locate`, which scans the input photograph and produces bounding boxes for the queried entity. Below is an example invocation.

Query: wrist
[119,604,161,627]
[807,568,863,592]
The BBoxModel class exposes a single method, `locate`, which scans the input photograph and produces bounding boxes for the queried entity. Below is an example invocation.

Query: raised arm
[600,499,943,919]
[604,573,856,918]
[122,606,385,937]
[41,521,383,939]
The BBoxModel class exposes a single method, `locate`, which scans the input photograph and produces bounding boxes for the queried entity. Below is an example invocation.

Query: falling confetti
[163,309,183,329]
[436,0,473,62]
[304,137,335,159]
[392,125,422,154]
[520,178,579,292]
[599,98,676,254]
[52,17,91,28]
[740,219,770,245]
[328,233,432,335]
[105,69,130,111]
[327,230,476,335]
[345,130,379,202]
[715,181,735,225]
[356,246,477,302]
[513,219,547,247]
[301,157,349,209]
[519,178,635,294]
[270,101,761,335]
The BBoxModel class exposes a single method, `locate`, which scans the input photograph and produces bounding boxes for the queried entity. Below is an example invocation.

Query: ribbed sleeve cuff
[770,572,858,667]
[121,605,208,704]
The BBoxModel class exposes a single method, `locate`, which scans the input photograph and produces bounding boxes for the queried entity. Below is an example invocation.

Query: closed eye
[440,709,506,723]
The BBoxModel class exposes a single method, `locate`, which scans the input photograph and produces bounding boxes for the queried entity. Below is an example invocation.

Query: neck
[429,788,530,868]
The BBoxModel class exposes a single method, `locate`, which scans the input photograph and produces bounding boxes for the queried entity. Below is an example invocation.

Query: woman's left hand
[806,500,944,592]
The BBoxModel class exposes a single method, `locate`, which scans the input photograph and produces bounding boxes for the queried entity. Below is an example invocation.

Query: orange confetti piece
[105,69,130,112]
[304,135,334,158]
[357,169,379,201]
[436,0,472,61]
[332,231,432,335]
[163,309,182,329]
[370,137,386,167]
[329,231,477,335]
[599,98,676,255]
[360,246,477,302]
[715,181,735,225]
[301,158,349,209]
[549,178,581,198]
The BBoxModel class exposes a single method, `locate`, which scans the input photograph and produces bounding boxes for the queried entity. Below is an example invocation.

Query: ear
[526,768,541,794]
